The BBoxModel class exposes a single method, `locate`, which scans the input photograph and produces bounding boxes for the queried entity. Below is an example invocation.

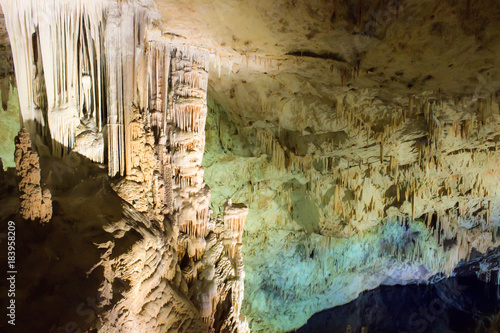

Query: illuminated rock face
[202,86,500,331]
[1,0,108,161]
[90,204,206,333]
[1,0,248,332]
[171,0,500,330]
[187,201,250,332]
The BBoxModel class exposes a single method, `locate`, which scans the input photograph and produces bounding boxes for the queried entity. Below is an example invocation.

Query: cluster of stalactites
[1,0,108,159]
[167,45,210,232]
[246,91,499,277]
[175,204,249,332]
[109,44,209,217]
[223,202,249,258]
[171,102,207,133]
[224,204,250,234]
[256,128,286,171]
[1,0,177,176]
[105,1,158,177]
[178,211,210,238]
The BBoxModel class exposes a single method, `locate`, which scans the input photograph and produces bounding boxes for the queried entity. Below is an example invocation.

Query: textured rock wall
[3,0,500,332]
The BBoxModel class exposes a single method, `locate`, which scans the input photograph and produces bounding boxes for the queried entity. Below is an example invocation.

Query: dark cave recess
[294,248,500,333]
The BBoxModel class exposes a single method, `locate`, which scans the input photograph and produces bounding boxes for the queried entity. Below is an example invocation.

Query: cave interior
[1,0,500,332]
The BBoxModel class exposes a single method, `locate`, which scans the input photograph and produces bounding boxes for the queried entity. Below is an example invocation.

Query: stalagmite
[14,128,52,223]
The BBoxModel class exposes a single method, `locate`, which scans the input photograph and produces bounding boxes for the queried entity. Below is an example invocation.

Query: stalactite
[389,156,399,177]
[1,0,111,163]
[379,142,384,163]
[224,203,249,238]
[256,128,287,171]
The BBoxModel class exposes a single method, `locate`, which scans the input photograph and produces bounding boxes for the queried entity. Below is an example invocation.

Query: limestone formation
[1,0,248,332]
[203,87,500,331]
[14,127,52,223]
[190,201,250,333]
[1,0,500,333]
[92,206,208,333]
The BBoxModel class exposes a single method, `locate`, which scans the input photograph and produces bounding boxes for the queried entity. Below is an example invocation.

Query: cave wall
[185,3,500,330]
[203,77,500,332]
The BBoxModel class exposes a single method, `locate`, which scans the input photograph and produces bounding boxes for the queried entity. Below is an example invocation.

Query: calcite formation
[203,88,500,332]
[2,0,500,332]
[1,0,248,332]
[90,206,207,333]
[14,127,52,223]
[202,76,500,331]
[183,201,250,333]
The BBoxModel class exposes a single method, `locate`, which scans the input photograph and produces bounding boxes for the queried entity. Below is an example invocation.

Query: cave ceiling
[158,0,500,110]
